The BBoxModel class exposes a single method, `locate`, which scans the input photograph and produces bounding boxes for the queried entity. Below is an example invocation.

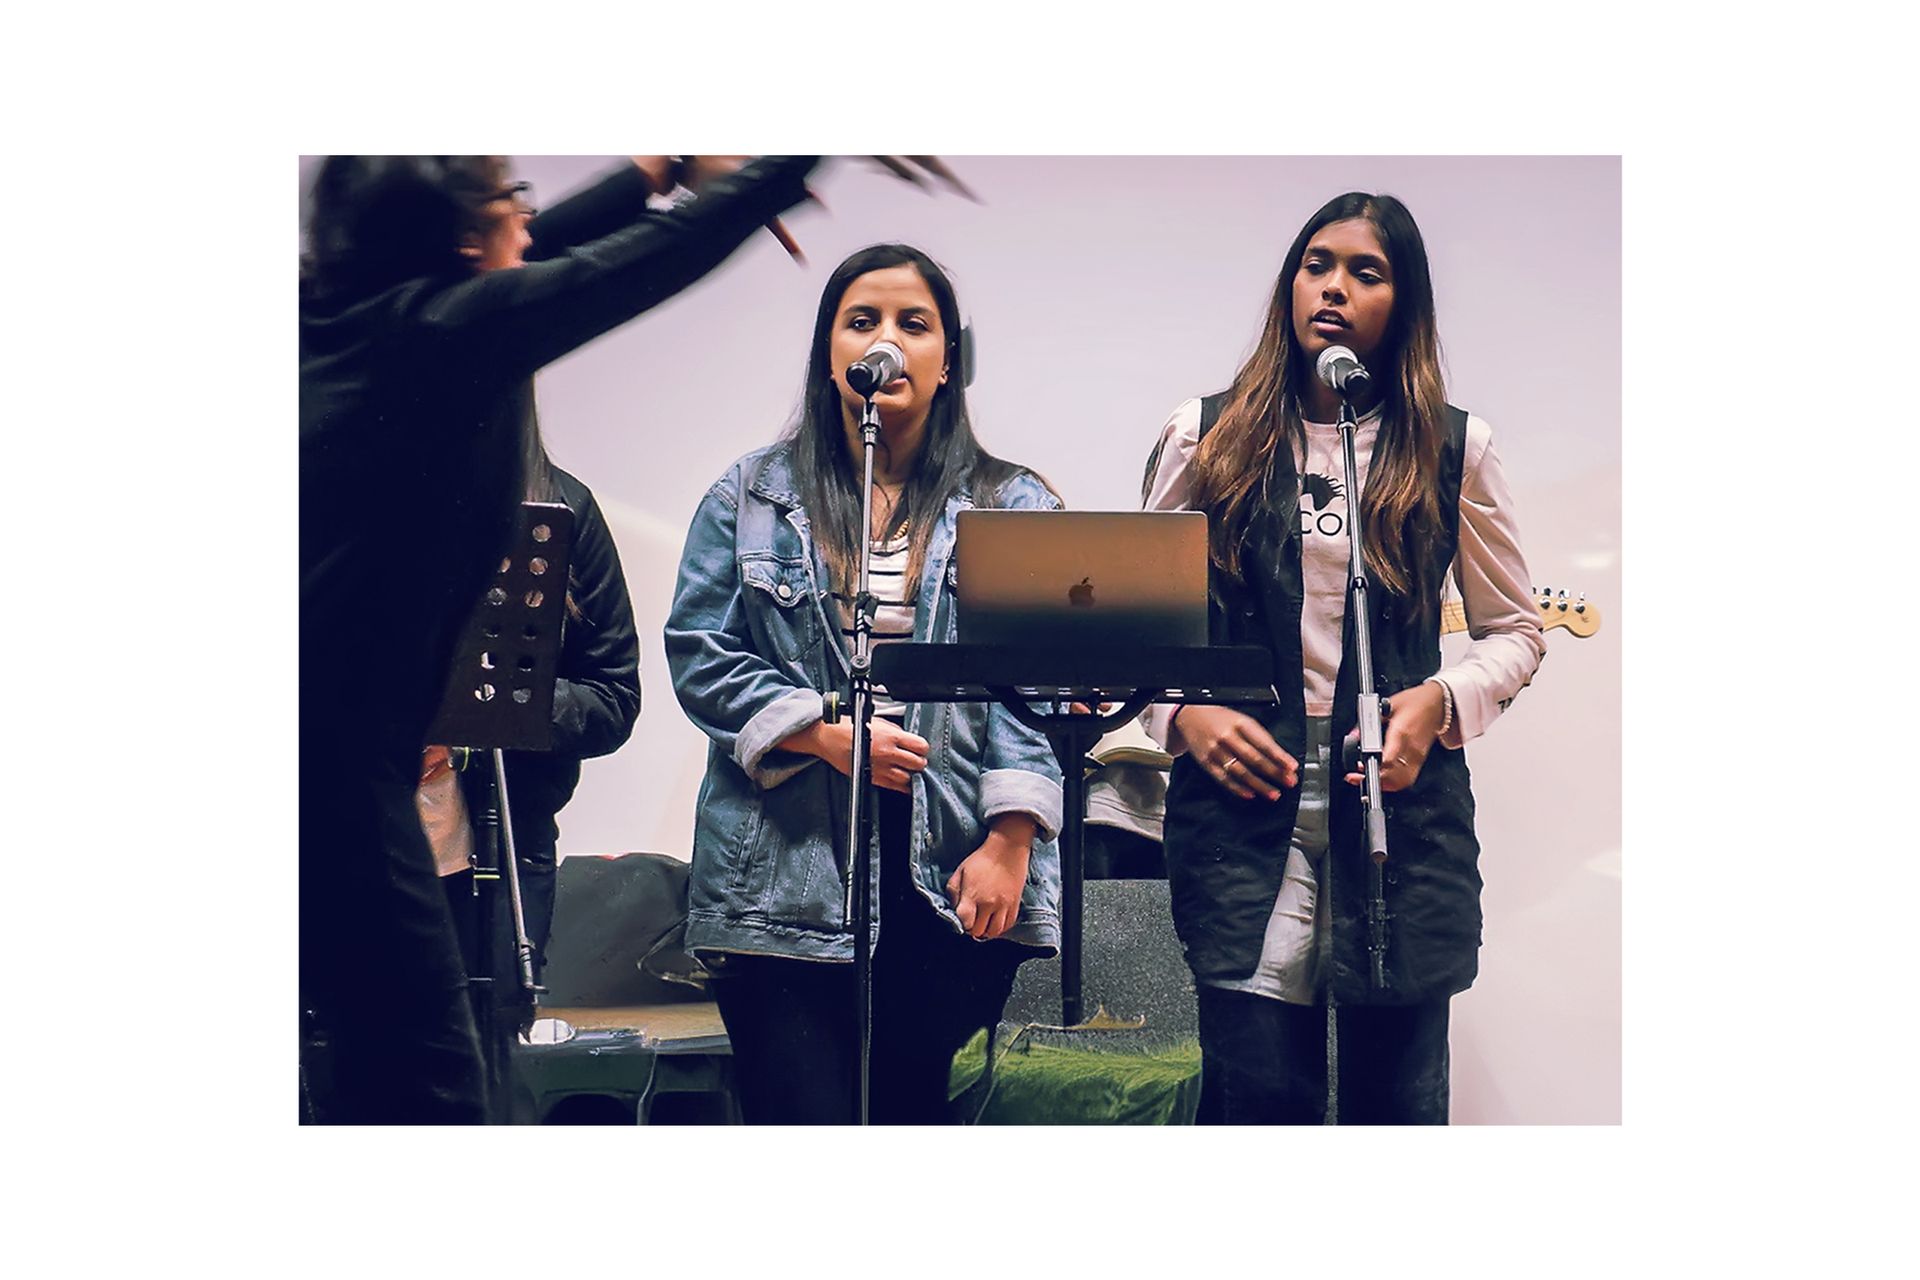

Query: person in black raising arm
[299,155,963,1124]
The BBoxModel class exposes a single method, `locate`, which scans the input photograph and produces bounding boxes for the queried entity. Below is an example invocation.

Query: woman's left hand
[1344,682,1448,792]
[945,818,1035,941]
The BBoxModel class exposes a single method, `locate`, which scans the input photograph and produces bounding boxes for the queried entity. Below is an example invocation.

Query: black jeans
[442,851,556,1016]
[300,756,487,1124]
[1195,986,1451,1125]
[709,787,1027,1124]
[1084,825,1166,879]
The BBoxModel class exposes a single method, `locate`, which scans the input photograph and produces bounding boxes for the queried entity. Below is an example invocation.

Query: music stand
[873,642,1275,1027]
[427,501,575,1122]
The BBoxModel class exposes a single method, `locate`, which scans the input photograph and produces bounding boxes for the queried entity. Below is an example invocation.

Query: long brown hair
[1190,193,1451,614]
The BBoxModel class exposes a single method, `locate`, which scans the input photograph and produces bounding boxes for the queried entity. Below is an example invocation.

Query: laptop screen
[954,510,1209,647]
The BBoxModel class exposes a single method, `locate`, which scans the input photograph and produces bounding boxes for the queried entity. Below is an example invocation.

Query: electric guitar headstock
[1440,587,1602,639]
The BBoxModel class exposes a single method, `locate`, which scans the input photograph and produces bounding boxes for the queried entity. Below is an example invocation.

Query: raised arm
[416,155,819,385]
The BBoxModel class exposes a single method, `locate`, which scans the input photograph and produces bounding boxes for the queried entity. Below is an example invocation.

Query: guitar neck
[1440,592,1601,639]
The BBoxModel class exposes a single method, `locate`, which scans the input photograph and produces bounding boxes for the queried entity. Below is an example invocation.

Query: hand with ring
[1343,684,1449,792]
[1171,705,1297,801]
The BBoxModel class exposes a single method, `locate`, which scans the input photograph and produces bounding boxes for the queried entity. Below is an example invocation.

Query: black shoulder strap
[1197,391,1228,440]
[1139,393,1230,505]
[1436,404,1471,541]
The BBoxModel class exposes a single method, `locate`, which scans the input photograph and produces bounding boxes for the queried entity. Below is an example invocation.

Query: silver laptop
[955,510,1209,646]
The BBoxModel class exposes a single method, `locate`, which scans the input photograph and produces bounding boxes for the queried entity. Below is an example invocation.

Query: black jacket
[300,157,817,772]
[454,465,639,967]
[484,464,640,859]
[1162,392,1480,1004]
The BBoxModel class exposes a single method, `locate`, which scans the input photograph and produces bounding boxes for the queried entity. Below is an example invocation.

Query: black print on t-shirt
[1298,472,1347,538]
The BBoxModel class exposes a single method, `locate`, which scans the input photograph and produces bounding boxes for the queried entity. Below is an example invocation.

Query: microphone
[1315,344,1372,398]
[845,341,906,397]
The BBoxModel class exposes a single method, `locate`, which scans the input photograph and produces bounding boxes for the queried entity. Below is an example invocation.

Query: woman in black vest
[1143,192,1547,1124]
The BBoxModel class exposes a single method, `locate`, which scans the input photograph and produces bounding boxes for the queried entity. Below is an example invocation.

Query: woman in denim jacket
[666,244,1064,1124]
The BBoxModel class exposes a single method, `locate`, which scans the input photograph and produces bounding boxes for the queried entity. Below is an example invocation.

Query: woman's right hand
[628,156,805,260]
[629,155,755,194]
[628,157,971,264]
[1171,706,1298,801]
[780,718,930,793]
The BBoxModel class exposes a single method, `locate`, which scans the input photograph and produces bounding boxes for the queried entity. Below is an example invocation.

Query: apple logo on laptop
[1069,577,1095,608]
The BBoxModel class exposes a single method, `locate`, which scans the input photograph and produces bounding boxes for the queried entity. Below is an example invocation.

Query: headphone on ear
[954,320,976,387]
[937,255,976,388]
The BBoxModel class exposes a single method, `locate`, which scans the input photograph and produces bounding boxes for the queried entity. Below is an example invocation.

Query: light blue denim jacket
[665,441,1064,961]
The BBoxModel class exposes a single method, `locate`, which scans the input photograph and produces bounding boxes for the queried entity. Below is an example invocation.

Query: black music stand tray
[872,643,1275,1027]
[427,501,575,1123]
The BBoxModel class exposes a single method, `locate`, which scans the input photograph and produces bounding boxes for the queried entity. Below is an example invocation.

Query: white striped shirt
[832,533,916,720]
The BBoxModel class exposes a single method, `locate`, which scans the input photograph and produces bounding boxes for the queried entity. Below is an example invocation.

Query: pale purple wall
[309,156,1621,1123]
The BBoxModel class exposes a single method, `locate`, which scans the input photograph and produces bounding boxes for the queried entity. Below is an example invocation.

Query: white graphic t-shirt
[1295,412,1377,716]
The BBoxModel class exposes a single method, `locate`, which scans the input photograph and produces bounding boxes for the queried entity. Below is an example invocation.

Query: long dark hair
[300,155,503,301]
[1190,192,1450,613]
[784,244,1044,594]
[521,415,589,624]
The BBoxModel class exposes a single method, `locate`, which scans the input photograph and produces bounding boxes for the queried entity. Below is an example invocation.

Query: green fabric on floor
[949,1030,1202,1125]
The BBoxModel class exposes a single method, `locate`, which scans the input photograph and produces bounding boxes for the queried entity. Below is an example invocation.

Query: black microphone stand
[428,501,573,1122]
[823,392,883,1125]
[456,746,547,1121]
[1337,391,1393,992]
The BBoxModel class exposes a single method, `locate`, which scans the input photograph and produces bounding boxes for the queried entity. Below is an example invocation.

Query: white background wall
[319,155,1621,1124]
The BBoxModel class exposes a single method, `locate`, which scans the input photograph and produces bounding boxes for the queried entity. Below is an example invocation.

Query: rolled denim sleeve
[734,686,825,786]
[980,765,1063,842]
[665,476,823,789]
[978,475,1066,841]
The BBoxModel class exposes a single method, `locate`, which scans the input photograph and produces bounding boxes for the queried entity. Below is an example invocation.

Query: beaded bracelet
[1425,676,1455,739]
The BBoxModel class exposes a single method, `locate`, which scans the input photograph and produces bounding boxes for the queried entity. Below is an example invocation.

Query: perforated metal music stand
[427,501,575,1121]
[429,502,575,752]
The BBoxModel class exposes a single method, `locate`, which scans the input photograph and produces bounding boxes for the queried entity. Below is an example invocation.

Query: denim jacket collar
[747,440,979,647]
[746,439,981,510]
[745,441,805,509]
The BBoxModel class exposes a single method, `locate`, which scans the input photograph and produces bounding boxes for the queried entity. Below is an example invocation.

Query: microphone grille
[1315,345,1352,384]
[1315,344,1369,392]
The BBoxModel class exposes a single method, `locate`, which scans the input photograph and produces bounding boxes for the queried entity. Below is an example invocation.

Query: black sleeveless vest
[1161,394,1480,1003]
